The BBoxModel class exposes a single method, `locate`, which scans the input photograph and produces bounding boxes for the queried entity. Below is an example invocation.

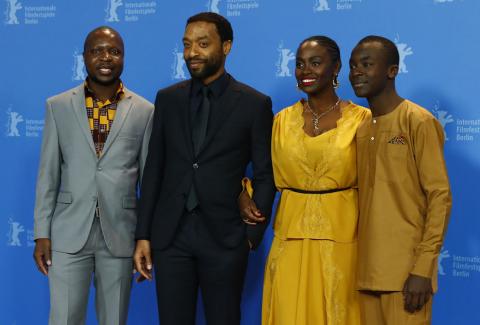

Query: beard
[186,52,223,81]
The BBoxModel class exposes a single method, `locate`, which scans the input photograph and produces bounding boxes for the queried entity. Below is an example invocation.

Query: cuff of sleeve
[135,236,150,241]
[246,224,265,250]
[33,227,50,240]
[410,253,436,278]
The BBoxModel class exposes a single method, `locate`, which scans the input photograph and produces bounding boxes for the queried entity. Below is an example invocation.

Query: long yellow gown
[262,100,368,325]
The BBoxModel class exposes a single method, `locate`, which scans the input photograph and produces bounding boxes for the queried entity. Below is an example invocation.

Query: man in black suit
[134,12,275,325]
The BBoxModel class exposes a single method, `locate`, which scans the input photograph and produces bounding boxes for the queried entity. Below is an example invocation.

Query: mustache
[185,56,207,63]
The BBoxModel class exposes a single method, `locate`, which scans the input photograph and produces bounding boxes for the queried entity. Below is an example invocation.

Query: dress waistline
[283,187,352,194]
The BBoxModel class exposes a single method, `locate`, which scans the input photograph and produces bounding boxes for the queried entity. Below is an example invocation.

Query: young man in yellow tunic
[349,35,452,325]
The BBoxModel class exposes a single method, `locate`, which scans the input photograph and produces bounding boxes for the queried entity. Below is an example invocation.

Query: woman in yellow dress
[240,36,368,324]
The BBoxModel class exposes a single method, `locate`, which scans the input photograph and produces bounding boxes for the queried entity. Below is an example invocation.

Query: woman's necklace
[304,98,341,135]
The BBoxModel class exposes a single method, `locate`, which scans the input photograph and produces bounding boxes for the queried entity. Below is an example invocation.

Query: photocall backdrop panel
[1,0,478,323]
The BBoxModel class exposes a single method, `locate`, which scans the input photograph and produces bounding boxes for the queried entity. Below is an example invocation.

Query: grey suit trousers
[48,217,133,325]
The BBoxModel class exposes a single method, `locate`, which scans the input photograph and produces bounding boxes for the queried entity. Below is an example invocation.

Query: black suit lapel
[176,81,195,158]
[199,80,241,153]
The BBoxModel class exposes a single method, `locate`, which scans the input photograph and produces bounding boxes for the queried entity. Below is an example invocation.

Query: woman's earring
[333,75,340,89]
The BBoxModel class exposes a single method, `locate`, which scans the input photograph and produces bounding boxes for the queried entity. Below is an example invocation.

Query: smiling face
[183,21,231,84]
[349,41,398,99]
[83,28,124,87]
[295,40,339,96]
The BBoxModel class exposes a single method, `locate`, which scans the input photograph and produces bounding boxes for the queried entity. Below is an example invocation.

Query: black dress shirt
[189,72,231,127]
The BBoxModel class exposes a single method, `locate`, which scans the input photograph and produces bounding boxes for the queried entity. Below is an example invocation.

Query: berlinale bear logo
[394,36,413,74]
[105,0,123,22]
[72,50,86,81]
[4,0,22,24]
[171,45,187,80]
[206,0,221,14]
[5,107,23,137]
[275,41,295,78]
[314,0,330,11]
[7,217,25,246]
[433,101,454,141]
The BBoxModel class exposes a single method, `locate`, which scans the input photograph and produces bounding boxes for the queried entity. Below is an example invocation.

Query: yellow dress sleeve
[241,177,254,198]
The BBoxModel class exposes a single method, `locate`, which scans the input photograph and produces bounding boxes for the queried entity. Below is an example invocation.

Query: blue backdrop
[1,0,478,324]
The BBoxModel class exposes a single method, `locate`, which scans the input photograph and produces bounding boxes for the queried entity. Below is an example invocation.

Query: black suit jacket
[136,76,275,250]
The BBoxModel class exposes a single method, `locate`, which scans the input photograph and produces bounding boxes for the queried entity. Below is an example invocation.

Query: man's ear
[388,64,399,79]
[223,40,232,56]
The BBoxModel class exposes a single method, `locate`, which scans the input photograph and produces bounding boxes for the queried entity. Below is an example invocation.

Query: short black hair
[186,12,233,43]
[83,26,123,52]
[298,35,342,70]
[356,35,399,66]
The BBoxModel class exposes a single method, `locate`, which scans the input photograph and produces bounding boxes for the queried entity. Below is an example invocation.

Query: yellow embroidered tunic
[262,101,368,325]
[272,101,367,242]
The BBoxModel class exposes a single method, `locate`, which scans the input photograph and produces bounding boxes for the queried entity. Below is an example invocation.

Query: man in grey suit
[32,26,153,325]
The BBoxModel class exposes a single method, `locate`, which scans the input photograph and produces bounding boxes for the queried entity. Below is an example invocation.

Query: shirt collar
[84,79,125,102]
[191,72,230,99]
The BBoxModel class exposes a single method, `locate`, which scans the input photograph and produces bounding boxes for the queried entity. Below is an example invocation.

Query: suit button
[97,167,102,171]
[193,163,199,169]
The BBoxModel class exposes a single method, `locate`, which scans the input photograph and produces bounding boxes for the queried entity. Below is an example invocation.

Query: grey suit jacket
[34,84,154,257]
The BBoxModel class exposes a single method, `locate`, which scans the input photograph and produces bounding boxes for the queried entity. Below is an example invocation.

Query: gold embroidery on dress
[319,240,346,324]
[268,239,285,279]
[302,194,331,236]
[264,239,286,322]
